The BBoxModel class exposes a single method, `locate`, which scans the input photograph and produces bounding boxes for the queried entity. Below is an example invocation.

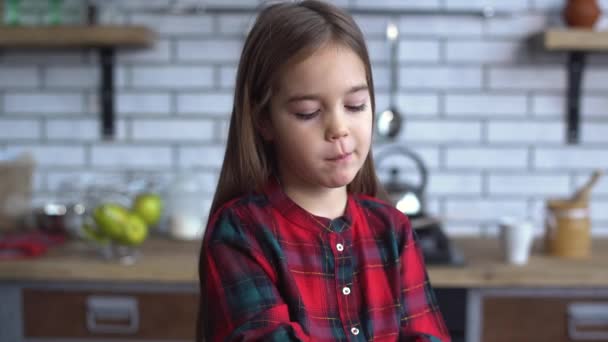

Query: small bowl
[30,203,86,237]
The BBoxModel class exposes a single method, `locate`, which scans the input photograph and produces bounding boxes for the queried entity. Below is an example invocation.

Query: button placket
[331,232,358,340]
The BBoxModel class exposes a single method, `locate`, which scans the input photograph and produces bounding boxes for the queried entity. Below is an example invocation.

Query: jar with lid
[166,172,207,240]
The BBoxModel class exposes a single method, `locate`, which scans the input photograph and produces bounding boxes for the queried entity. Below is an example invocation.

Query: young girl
[198,1,450,341]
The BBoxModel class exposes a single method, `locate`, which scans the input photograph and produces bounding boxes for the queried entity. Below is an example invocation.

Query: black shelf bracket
[566,51,587,144]
[99,47,115,140]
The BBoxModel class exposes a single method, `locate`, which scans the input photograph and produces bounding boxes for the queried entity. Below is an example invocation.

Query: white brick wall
[117,40,172,63]
[4,93,84,114]
[44,66,127,88]
[0,67,39,88]
[46,119,128,141]
[352,0,440,10]
[131,66,214,89]
[2,0,608,236]
[131,119,214,141]
[401,121,482,143]
[446,148,528,170]
[443,0,529,11]
[489,67,565,90]
[7,145,86,167]
[176,39,243,63]
[398,16,483,37]
[116,93,171,115]
[488,174,570,196]
[486,14,548,37]
[399,66,483,89]
[535,148,608,169]
[445,94,527,117]
[91,145,173,168]
[445,41,522,63]
[487,121,563,143]
[177,93,233,115]
[0,119,41,139]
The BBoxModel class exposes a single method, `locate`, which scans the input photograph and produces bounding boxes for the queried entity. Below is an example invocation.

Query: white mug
[498,217,534,265]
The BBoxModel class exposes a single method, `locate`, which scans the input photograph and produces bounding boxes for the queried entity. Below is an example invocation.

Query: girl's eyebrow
[287,84,368,103]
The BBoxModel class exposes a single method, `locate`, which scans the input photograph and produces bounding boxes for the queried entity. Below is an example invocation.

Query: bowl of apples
[80,179,163,265]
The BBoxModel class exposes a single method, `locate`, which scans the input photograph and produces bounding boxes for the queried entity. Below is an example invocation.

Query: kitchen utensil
[571,169,603,202]
[545,198,590,258]
[375,145,428,218]
[29,202,86,236]
[543,170,601,259]
[376,21,402,139]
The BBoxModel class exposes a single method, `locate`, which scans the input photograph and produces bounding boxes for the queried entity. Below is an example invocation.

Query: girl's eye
[294,110,320,120]
[346,104,367,112]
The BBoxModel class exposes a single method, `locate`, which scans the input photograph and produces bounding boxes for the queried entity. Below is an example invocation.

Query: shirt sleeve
[398,216,451,342]
[199,207,311,342]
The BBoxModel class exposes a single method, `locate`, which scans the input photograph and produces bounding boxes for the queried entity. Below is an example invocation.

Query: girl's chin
[322,172,357,188]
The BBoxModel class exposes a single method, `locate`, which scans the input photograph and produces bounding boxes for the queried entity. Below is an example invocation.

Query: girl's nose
[325,112,349,141]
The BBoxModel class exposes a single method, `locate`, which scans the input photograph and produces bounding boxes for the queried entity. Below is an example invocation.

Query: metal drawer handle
[568,302,608,340]
[86,295,139,334]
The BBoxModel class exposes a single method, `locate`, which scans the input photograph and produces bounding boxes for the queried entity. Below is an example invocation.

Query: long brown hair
[209,0,386,216]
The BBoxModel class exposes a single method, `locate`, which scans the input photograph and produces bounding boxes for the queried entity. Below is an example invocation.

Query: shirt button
[351,327,360,335]
[336,243,344,252]
[342,286,351,295]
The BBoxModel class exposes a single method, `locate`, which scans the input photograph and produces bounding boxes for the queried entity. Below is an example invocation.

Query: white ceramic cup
[498,217,534,265]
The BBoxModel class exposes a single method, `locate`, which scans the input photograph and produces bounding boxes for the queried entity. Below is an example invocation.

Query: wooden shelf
[0,25,155,48]
[0,25,156,139]
[543,28,608,144]
[545,28,608,51]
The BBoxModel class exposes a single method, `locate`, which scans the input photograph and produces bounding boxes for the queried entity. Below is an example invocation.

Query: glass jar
[166,172,206,240]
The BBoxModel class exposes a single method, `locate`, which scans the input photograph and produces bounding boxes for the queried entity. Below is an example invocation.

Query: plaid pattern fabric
[200,179,450,341]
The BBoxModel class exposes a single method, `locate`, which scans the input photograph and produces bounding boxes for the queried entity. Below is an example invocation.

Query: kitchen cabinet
[470,289,608,342]
[1,282,198,342]
[2,238,608,341]
[22,287,198,341]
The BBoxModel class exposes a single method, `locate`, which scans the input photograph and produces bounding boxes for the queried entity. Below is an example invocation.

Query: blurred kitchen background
[2,0,608,237]
[2,1,608,342]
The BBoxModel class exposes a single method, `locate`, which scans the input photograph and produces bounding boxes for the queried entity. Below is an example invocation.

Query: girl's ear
[256,117,274,141]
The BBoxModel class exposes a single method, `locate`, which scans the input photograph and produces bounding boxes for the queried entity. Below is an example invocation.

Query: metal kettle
[375,145,428,218]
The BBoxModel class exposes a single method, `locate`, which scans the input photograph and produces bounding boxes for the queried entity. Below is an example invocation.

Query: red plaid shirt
[199,179,450,341]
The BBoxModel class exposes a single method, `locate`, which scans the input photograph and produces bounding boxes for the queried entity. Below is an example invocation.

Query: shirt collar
[263,177,354,233]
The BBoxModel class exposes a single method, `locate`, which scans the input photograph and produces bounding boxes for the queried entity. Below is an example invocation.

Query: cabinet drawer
[22,289,198,340]
[482,296,608,342]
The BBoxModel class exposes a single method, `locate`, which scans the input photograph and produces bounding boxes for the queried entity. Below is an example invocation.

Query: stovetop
[410,216,465,266]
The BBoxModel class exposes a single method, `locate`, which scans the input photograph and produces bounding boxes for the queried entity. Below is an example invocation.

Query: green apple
[132,193,163,226]
[81,222,110,245]
[93,203,129,240]
[120,213,148,246]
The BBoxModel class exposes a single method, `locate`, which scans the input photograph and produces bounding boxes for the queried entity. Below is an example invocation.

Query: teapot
[375,145,428,218]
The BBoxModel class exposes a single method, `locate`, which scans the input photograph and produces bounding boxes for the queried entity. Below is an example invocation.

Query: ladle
[376,21,402,140]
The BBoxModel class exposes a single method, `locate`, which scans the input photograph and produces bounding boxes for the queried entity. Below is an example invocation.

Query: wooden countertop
[0,238,607,288]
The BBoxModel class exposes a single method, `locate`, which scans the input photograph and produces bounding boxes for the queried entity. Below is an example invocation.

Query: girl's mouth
[327,152,353,162]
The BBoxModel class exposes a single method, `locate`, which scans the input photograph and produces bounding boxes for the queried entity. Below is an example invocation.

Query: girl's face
[265,42,373,193]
